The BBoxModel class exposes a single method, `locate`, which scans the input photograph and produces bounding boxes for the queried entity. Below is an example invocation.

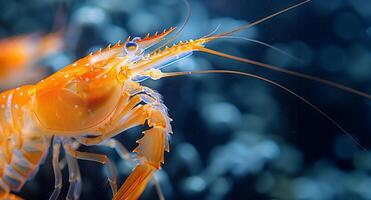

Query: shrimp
[1,0,369,199]
[0,32,63,89]
[0,27,176,199]
[0,0,67,91]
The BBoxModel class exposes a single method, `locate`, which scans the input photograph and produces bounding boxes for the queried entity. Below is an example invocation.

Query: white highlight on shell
[90,49,118,64]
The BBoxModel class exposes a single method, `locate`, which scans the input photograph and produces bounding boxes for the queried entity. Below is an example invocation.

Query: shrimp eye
[125,41,139,54]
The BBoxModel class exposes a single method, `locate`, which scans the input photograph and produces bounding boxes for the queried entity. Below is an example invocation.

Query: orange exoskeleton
[0,26,177,200]
[2,0,370,199]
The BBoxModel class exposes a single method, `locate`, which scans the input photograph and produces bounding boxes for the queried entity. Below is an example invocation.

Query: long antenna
[216,35,303,62]
[157,69,366,151]
[152,0,191,52]
[208,0,311,39]
[199,47,371,99]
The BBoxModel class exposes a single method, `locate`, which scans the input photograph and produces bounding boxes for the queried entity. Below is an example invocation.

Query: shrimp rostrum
[1,0,370,199]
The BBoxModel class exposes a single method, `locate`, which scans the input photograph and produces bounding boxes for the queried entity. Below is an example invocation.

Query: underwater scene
[0,0,371,199]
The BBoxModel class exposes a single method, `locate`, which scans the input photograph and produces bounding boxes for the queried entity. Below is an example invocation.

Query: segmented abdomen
[0,85,51,198]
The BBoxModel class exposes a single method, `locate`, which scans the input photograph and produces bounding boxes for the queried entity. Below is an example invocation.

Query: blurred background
[1,0,371,199]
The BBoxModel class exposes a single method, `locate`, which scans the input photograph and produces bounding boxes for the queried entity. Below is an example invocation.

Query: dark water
[1,0,371,199]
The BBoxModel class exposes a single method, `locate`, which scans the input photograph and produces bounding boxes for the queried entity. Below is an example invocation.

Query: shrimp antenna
[152,0,191,52]
[196,0,371,99]
[202,24,221,38]
[208,0,311,39]
[197,47,371,99]
[216,35,303,63]
[51,0,66,32]
[157,69,367,151]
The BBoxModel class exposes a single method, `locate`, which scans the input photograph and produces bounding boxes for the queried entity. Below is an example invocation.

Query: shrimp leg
[49,138,62,200]
[63,143,118,195]
[76,97,144,146]
[65,152,82,200]
[99,139,166,200]
[77,82,167,146]
[152,175,165,200]
[111,103,171,200]
[99,139,132,162]
[76,84,171,200]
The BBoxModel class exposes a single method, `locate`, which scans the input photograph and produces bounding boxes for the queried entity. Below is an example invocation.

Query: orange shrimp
[0,27,176,199]
[1,0,370,199]
[0,0,67,90]
[0,32,63,89]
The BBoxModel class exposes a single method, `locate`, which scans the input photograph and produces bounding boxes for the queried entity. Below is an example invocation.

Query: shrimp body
[0,1,317,199]
[33,28,175,135]
[0,85,51,199]
[0,28,177,199]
